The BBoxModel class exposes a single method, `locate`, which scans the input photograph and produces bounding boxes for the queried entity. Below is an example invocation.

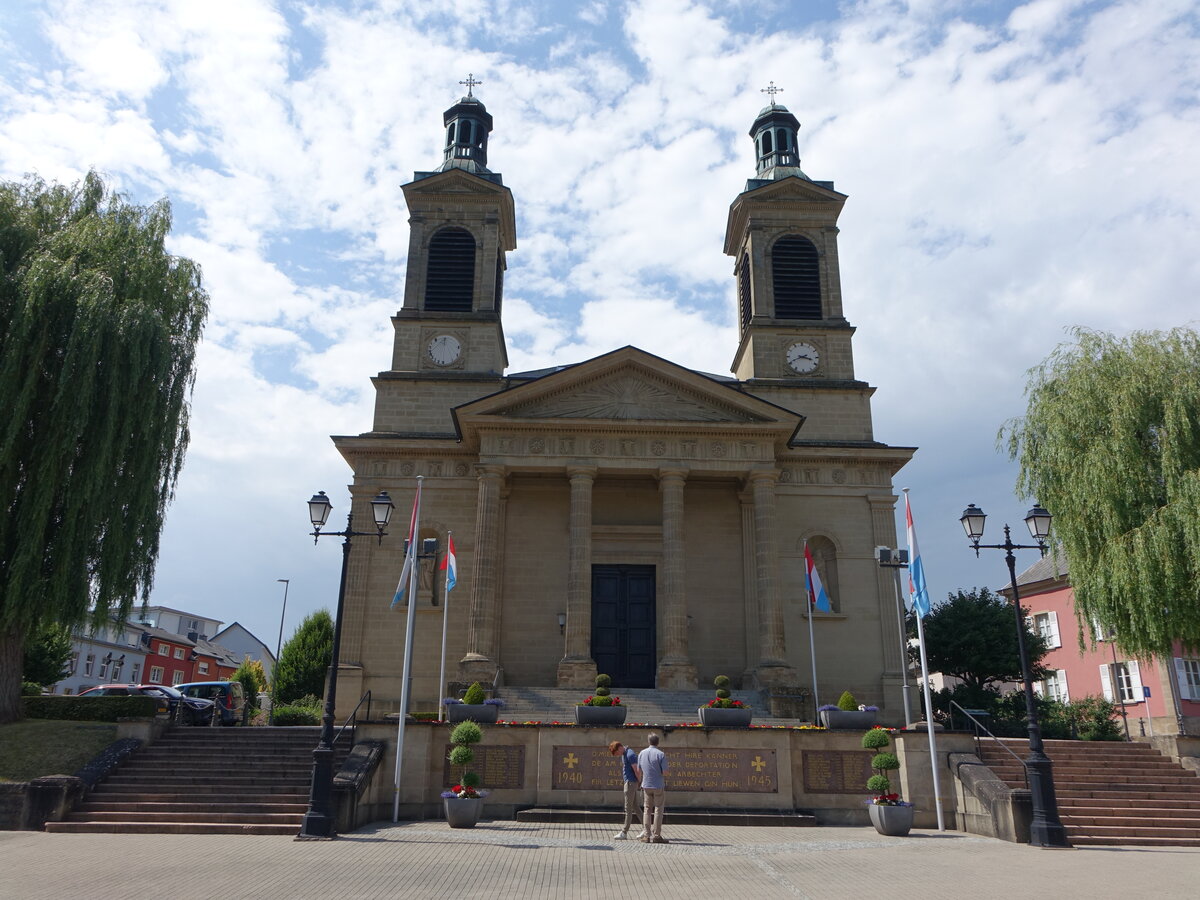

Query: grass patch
[0,720,118,782]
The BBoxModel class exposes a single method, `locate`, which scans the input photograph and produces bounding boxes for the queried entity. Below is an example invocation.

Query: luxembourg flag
[439,534,457,592]
[905,490,932,618]
[390,482,423,608]
[804,542,831,613]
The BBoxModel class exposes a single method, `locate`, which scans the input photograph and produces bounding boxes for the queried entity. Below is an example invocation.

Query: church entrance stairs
[45,726,348,835]
[977,737,1200,847]
[496,686,803,727]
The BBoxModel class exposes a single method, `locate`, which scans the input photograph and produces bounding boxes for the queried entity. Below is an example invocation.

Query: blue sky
[2,0,1197,652]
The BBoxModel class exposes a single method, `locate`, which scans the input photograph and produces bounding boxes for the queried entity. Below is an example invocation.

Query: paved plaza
[2,821,1198,899]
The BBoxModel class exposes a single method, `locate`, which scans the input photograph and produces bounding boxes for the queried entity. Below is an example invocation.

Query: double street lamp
[297,488,394,840]
[959,501,1071,848]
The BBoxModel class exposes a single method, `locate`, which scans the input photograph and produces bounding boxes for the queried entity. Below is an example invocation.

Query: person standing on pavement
[636,733,669,843]
[608,740,641,840]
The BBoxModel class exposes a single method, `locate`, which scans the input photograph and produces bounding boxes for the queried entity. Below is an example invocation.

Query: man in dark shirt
[608,740,641,839]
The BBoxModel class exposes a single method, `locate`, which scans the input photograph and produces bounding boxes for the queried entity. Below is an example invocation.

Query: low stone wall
[349,721,975,830]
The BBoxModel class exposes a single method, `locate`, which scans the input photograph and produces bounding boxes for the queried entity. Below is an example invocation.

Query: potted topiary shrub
[862,726,914,836]
[698,675,752,726]
[575,673,627,725]
[819,690,878,729]
[445,681,504,724]
[443,719,488,828]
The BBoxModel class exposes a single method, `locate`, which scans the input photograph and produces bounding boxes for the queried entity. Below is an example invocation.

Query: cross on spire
[761,81,783,102]
[459,73,482,98]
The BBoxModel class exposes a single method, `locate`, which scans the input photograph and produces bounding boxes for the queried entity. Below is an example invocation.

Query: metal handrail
[950,700,1029,787]
[333,689,372,748]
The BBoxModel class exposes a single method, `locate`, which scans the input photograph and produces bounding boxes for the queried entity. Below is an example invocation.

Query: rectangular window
[198,662,209,675]
[1043,669,1068,702]
[111,660,123,681]
[98,657,109,679]
[1100,660,1142,703]
[149,666,164,684]
[174,647,185,659]
[130,663,141,684]
[159,645,170,656]
[1176,658,1200,701]
[68,652,79,674]
[171,670,185,686]
[84,654,95,676]
[1031,612,1061,649]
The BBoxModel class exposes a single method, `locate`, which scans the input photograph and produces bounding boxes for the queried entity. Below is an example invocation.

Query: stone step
[1068,834,1200,847]
[515,807,818,827]
[496,687,806,727]
[63,810,304,824]
[92,783,309,797]
[45,821,300,835]
[1062,813,1200,827]
[102,774,309,787]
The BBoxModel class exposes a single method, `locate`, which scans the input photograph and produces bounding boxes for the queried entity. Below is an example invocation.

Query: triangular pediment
[454,347,803,447]
[402,168,510,196]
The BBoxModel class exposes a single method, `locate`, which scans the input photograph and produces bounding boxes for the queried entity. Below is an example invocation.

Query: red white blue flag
[439,534,457,592]
[905,491,931,618]
[391,482,422,607]
[804,542,831,613]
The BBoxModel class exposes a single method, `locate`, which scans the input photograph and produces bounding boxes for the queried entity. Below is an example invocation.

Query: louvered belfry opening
[771,235,821,319]
[425,227,476,311]
[738,255,752,330]
[494,254,504,313]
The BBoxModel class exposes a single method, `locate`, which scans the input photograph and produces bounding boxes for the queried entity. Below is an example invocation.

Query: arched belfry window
[771,234,821,319]
[425,227,476,311]
[738,254,752,331]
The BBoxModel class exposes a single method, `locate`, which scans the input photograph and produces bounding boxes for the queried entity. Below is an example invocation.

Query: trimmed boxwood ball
[449,746,474,767]
[450,720,483,746]
[462,682,486,705]
[595,674,612,688]
[862,727,891,750]
[837,691,859,711]
[714,675,731,689]
[867,774,892,794]
[871,752,900,772]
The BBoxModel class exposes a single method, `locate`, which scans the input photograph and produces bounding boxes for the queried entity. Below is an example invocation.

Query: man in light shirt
[636,733,669,843]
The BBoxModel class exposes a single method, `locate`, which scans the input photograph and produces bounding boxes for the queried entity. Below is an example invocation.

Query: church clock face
[786,341,820,374]
[427,334,462,366]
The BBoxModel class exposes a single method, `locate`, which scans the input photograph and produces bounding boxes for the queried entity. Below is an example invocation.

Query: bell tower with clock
[724,96,859,388]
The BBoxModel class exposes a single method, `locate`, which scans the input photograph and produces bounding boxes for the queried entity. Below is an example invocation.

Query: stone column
[749,468,797,685]
[557,466,598,688]
[656,468,697,688]
[460,464,505,683]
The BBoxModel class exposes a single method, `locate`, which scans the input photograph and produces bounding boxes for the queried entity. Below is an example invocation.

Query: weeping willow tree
[0,172,208,723]
[1003,327,1200,659]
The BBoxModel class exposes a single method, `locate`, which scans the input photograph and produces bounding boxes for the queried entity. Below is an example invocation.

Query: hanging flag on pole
[439,534,457,592]
[905,491,931,618]
[391,482,423,608]
[805,543,832,613]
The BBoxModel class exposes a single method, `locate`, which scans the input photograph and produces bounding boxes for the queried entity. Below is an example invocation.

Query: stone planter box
[697,706,753,727]
[819,709,877,730]
[443,796,484,828]
[868,802,914,836]
[446,704,499,724]
[575,705,627,726]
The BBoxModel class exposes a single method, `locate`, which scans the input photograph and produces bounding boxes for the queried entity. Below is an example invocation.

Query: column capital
[475,463,507,480]
[656,466,689,486]
[566,464,597,482]
[746,467,780,488]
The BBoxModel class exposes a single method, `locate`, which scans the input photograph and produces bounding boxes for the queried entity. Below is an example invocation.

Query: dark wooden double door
[591,564,656,688]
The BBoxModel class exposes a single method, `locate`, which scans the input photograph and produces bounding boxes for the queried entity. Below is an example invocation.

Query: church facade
[331,89,915,719]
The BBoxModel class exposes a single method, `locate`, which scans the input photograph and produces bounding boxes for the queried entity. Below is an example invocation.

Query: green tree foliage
[232,657,267,715]
[22,625,74,687]
[0,172,208,723]
[273,610,333,705]
[913,588,1049,690]
[1004,327,1200,657]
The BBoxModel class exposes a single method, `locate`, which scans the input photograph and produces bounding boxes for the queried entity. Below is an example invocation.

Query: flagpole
[437,530,452,723]
[807,599,819,714]
[915,610,945,831]
[903,488,944,831]
[393,476,423,823]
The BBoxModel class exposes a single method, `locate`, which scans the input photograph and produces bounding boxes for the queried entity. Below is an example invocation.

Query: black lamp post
[959,501,1071,848]
[297,488,393,840]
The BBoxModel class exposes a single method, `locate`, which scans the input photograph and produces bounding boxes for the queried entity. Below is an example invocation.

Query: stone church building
[331,88,915,720]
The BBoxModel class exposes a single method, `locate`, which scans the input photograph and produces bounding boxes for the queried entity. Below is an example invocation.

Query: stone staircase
[46,726,348,835]
[978,737,1200,847]
[495,686,804,727]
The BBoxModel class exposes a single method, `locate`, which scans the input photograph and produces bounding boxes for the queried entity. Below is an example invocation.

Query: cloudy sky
[2,0,1197,653]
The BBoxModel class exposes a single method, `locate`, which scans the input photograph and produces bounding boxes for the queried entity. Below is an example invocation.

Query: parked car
[176,681,246,726]
[137,684,215,726]
[77,683,214,725]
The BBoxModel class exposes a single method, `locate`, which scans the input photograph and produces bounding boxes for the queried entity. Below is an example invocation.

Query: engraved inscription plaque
[802,750,874,794]
[551,746,778,793]
[444,745,526,791]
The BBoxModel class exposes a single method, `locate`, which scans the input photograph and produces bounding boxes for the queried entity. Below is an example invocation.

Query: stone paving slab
[2,821,1198,900]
